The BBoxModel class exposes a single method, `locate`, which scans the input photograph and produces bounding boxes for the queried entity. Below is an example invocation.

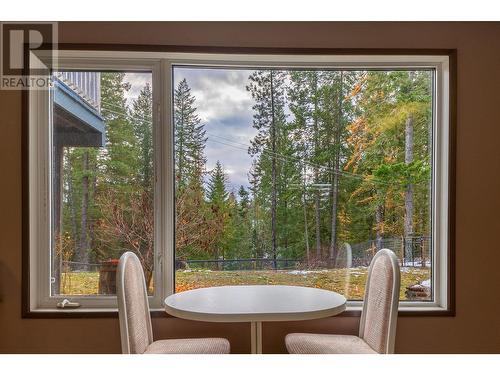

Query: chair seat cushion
[144,338,230,354]
[285,333,377,354]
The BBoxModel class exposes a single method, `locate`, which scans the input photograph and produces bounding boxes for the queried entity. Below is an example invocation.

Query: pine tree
[247,70,288,268]
[173,78,210,260]
[207,161,230,266]
[288,70,323,260]
[131,82,153,190]
[222,185,253,261]
[238,185,250,214]
[94,73,156,285]
[207,161,229,205]
[100,72,139,189]
[174,78,207,188]
[288,70,358,264]
[327,70,345,265]
[248,160,265,261]
[61,146,98,271]
[63,72,146,274]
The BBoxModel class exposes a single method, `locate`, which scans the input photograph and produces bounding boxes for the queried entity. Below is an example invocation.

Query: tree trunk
[78,151,90,271]
[67,152,78,274]
[302,164,310,263]
[329,172,340,265]
[179,111,184,184]
[89,160,98,258]
[283,196,288,253]
[250,168,261,266]
[68,165,78,245]
[270,71,278,270]
[312,73,322,259]
[52,143,63,295]
[404,112,414,265]
[314,190,321,258]
[143,128,152,189]
[375,204,384,250]
[329,71,344,265]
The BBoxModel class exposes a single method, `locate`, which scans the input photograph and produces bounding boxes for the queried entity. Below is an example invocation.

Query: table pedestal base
[250,321,262,354]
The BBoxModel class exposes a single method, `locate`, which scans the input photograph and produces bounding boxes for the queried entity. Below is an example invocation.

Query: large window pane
[51,70,154,296]
[173,67,433,301]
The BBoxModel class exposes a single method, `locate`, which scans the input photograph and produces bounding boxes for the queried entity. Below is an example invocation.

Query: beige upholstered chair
[117,252,230,354]
[286,248,400,354]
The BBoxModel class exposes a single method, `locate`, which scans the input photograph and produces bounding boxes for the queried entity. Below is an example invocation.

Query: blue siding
[53,79,105,139]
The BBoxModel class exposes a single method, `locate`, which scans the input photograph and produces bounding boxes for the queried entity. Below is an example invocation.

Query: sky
[123,72,151,106]
[124,68,258,193]
[173,68,257,193]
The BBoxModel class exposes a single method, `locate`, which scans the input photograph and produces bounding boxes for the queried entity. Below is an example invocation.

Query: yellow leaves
[345,117,377,172]
[384,149,398,163]
[345,98,429,175]
[373,220,385,234]
[345,73,367,101]
[338,209,352,228]
[357,196,375,205]
[372,102,428,133]
[350,183,375,203]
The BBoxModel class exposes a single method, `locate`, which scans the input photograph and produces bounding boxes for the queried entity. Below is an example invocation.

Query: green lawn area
[61,266,430,300]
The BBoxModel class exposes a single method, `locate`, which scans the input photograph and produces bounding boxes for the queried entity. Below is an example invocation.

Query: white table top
[164,285,346,322]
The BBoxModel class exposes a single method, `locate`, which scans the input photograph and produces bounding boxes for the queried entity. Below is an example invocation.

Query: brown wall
[1,22,500,354]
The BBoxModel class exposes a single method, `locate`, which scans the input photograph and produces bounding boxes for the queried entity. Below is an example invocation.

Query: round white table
[164,285,346,354]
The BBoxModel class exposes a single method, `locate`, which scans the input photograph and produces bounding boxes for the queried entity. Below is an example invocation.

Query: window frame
[28,55,167,311]
[24,49,454,316]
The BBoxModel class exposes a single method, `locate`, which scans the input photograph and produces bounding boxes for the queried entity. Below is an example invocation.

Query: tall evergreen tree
[247,70,288,268]
[173,78,210,260]
[207,161,230,266]
[288,70,323,259]
[207,161,229,204]
[224,185,253,261]
[174,78,207,188]
[101,72,139,188]
[131,82,153,189]
[61,146,98,271]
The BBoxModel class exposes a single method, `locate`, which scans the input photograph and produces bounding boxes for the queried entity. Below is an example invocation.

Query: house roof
[53,78,105,147]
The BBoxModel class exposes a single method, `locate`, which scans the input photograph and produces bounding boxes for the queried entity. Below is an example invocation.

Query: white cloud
[174,67,254,122]
[123,72,152,106]
[174,68,259,192]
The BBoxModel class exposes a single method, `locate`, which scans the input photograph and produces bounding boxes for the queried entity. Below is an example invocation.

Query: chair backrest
[358,248,400,354]
[116,252,153,354]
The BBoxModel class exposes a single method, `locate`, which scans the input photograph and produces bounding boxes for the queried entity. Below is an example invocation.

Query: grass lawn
[61,266,430,300]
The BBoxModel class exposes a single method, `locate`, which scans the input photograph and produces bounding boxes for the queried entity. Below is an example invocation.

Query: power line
[206,137,366,184]
[101,103,364,182]
[100,103,429,188]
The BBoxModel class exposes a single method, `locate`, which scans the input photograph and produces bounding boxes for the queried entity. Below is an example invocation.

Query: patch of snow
[286,267,369,276]
[348,270,367,275]
[400,266,426,273]
[421,279,431,288]
[287,270,328,275]
[401,259,432,267]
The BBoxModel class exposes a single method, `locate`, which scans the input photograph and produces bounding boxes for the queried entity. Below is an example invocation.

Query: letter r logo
[1,22,56,76]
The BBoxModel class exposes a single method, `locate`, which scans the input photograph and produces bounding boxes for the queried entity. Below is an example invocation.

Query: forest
[173,69,432,269]
[57,68,433,293]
